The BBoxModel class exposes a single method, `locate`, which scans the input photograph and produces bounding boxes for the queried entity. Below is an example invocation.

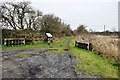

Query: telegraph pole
[104,25,106,32]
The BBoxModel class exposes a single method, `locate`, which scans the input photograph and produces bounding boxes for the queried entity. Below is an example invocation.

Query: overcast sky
[0,0,119,31]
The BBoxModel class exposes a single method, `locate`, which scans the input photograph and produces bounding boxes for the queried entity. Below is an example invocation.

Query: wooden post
[48,38,50,45]
[23,38,25,45]
[87,43,89,50]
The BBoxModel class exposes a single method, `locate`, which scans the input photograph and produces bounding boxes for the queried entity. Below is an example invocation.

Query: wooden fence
[1,38,44,46]
[2,38,25,46]
[75,41,92,50]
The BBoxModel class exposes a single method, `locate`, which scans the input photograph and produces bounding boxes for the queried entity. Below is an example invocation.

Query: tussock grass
[75,34,118,62]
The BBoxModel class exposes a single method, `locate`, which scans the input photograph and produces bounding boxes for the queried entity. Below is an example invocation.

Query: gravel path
[2,50,101,78]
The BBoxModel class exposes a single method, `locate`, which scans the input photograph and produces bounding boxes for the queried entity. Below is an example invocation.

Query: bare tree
[0,1,42,30]
[0,2,17,29]
[24,10,42,31]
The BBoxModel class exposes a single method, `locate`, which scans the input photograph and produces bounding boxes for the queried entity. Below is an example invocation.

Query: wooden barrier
[1,38,44,46]
[75,41,92,50]
[2,38,25,46]
[32,38,44,43]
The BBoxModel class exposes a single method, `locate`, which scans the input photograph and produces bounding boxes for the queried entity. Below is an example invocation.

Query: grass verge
[69,39,118,78]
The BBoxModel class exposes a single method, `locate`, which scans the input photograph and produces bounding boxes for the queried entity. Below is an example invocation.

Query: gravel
[2,51,101,78]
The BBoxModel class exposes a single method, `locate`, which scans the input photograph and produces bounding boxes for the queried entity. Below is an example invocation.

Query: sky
[0,0,119,31]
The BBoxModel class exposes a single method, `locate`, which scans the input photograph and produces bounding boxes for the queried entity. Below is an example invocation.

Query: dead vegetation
[75,34,118,62]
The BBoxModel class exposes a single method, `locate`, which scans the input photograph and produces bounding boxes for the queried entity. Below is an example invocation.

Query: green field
[2,37,118,78]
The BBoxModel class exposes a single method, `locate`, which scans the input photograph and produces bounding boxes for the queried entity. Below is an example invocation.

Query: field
[75,34,118,62]
[2,36,119,78]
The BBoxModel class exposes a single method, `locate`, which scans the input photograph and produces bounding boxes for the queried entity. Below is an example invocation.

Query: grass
[0,46,2,50]
[69,39,118,78]
[2,42,49,51]
[2,36,118,78]
[71,47,118,78]
[2,37,69,51]
[13,53,33,59]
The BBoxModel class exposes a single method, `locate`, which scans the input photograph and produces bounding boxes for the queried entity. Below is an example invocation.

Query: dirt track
[2,49,101,78]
